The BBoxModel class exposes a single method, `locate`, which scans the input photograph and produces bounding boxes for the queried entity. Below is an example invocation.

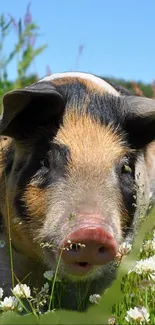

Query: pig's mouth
[65,261,94,276]
[77,262,89,267]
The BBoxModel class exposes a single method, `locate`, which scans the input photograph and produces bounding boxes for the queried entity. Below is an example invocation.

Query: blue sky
[1,0,155,83]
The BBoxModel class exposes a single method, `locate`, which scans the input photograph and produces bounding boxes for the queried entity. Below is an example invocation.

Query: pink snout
[60,226,117,276]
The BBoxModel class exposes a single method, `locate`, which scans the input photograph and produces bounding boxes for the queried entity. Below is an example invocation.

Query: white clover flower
[0,239,5,248]
[0,288,3,299]
[89,294,101,304]
[0,296,18,311]
[12,284,31,298]
[128,256,155,280]
[118,242,132,255]
[43,270,55,281]
[108,316,116,324]
[17,304,23,312]
[41,282,49,293]
[149,191,153,200]
[142,239,155,253]
[125,306,150,323]
[138,279,155,290]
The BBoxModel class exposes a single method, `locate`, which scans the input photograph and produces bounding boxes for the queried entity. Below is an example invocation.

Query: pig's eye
[119,154,136,184]
[121,163,132,175]
[41,158,50,170]
[119,155,135,178]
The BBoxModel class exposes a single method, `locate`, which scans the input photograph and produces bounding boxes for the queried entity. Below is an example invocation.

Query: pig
[0,72,155,311]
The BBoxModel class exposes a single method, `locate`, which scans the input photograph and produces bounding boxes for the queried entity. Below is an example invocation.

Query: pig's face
[1,73,154,282]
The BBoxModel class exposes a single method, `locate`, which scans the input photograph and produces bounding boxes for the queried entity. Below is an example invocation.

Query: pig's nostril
[71,243,81,251]
[98,246,106,254]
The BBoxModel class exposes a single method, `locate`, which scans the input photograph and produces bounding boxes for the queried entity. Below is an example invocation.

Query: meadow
[1,6,155,324]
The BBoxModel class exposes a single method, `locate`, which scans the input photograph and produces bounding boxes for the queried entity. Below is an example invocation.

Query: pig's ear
[1,81,65,138]
[123,96,155,148]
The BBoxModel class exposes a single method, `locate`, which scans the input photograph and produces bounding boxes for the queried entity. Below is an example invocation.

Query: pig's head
[1,72,155,282]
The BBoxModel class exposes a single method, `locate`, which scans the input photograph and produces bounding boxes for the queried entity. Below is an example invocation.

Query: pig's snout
[60,226,117,276]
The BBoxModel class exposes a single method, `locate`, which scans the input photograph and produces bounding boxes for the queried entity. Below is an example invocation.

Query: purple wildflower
[24,2,32,27]
[8,13,18,32]
[46,65,52,76]
[75,44,85,70]
[78,44,84,56]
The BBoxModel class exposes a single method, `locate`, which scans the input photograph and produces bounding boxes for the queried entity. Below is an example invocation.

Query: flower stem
[48,248,63,311]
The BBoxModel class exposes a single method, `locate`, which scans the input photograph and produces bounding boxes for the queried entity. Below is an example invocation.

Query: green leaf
[2,20,12,33]
[18,19,22,41]
[33,45,47,57]
[0,312,37,325]
[5,50,17,66]
[17,44,47,77]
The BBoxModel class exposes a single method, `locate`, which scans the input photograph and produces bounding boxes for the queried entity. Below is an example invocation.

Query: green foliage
[0,6,47,110]
[103,76,154,98]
